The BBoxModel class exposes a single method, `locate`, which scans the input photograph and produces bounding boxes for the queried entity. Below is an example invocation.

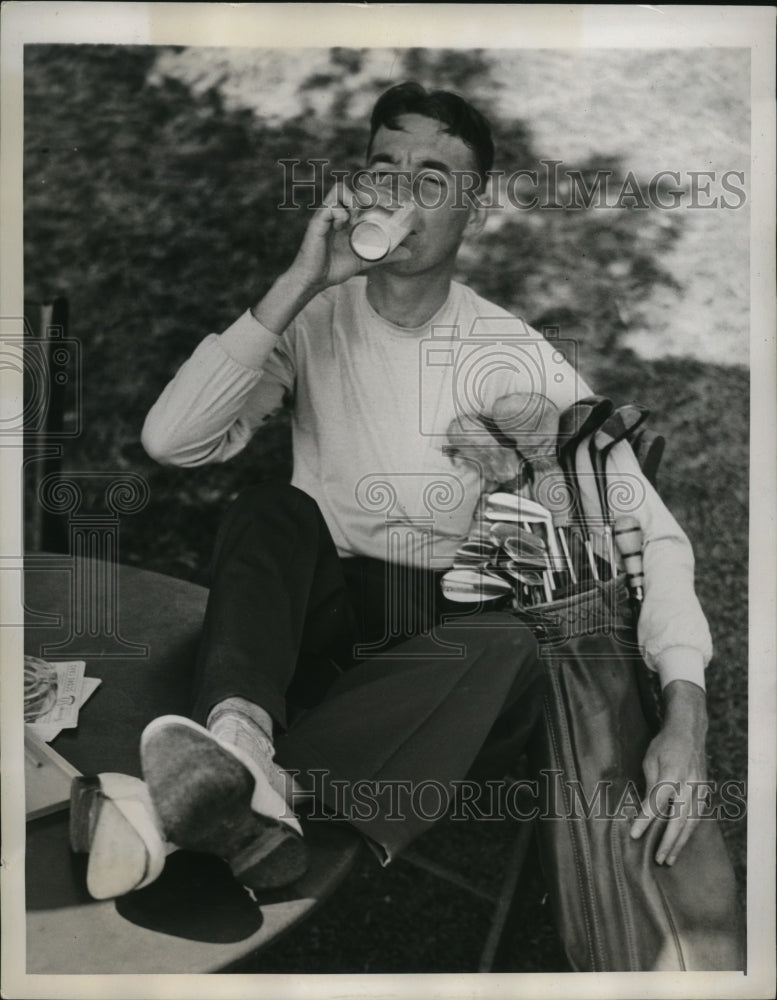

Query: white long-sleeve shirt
[142,277,712,689]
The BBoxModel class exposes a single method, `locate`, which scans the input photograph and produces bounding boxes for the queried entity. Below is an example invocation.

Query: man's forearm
[662,679,708,740]
[249,266,320,337]
[143,264,320,466]
[631,678,709,862]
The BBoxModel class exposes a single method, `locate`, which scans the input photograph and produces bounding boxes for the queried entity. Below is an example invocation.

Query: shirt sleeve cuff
[219,309,280,371]
[654,646,707,692]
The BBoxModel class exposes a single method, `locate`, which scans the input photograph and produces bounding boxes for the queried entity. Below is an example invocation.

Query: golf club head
[483,507,551,530]
[616,402,650,434]
[502,525,548,552]
[452,540,500,569]
[453,555,489,570]
[441,568,513,603]
[457,540,499,560]
[574,433,608,530]
[590,403,651,521]
[592,404,649,455]
[556,396,614,532]
[558,396,615,460]
[576,395,614,431]
[484,493,565,569]
[488,521,521,546]
[630,427,665,488]
[504,564,546,586]
[485,492,551,520]
[504,541,549,569]
[484,493,529,522]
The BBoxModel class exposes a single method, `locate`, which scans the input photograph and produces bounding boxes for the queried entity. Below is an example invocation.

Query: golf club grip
[631,428,665,489]
[613,516,644,597]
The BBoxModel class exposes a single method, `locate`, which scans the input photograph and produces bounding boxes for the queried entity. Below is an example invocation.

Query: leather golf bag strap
[528,625,745,972]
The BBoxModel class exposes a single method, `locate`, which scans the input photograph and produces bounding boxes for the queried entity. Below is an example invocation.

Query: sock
[206,698,306,816]
[207,697,275,765]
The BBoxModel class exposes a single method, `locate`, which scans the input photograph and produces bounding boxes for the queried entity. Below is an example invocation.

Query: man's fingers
[629,808,652,840]
[322,181,351,209]
[664,816,698,866]
[321,181,372,225]
[630,778,675,841]
[306,201,349,242]
[656,816,685,865]
[329,207,351,231]
[655,783,693,864]
[631,774,706,862]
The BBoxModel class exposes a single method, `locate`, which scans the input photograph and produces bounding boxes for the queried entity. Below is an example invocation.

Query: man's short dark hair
[368,82,494,190]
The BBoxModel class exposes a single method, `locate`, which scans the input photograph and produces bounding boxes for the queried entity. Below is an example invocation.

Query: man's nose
[373,173,415,208]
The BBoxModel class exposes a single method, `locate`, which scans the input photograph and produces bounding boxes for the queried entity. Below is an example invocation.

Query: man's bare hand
[288,181,412,293]
[630,679,709,866]
[250,180,412,334]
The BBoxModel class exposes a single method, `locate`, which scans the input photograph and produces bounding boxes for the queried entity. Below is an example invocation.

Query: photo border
[2,4,774,998]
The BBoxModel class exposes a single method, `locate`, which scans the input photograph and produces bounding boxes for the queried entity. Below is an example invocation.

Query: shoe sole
[70,774,163,900]
[140,718,308,891]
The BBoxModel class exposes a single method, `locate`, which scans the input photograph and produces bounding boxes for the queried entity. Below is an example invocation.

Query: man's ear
[465,199,488,237]
[464,176,489,236]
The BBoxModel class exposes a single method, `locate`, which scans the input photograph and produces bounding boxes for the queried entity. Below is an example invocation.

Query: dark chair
[23,297,71,553]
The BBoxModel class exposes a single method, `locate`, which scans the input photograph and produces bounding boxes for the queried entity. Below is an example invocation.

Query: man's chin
[373,245,458,279]
[379,257,420,275]
[377,252,434,277]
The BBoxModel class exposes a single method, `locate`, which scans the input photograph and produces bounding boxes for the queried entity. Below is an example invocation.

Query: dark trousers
[191,484,545,858]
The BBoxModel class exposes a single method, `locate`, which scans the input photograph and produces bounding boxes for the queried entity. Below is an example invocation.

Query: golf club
[441,568,514,603]
[585,535,600,582]
[453,540,500,562]
[502,526,547,555]
[503,564,546,587]
[503,564,546,605]
[590,403,649,522]
[484,493,564,570]
[589,403,649,579]
[502,533,556,600]
[613,515,645,601]
[532,463,578,583]
[557,396,614,534]
[488,521,522,547]
[629,427,665,489]
[504,533,547,560]
[502,549,554,601]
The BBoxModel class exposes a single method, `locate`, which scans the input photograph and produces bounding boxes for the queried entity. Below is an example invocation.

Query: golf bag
[446,395,744,969]
[521,407,744,971]
[529,614,744,971]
